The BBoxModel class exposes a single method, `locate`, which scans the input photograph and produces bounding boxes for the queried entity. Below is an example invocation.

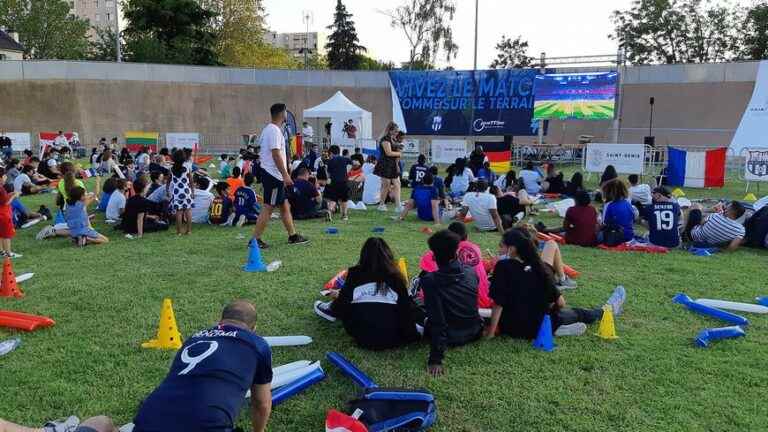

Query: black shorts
[74,427,98,432]
[324,181,349,202]
[262,172,286,207]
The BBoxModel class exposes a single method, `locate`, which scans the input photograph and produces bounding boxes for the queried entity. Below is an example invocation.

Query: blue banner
[389,69,541,136]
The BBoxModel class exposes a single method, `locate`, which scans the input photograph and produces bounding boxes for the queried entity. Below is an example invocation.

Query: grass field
[534,100,615,120]
[1,170,767,431]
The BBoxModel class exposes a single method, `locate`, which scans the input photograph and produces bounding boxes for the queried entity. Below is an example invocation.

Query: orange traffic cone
[142,298,183,350]
[0,257,23,298]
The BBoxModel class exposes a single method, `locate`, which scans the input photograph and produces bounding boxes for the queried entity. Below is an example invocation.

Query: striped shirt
[691,213,745,245]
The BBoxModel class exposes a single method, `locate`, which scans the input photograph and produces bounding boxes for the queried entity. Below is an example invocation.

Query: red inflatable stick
[0,311,55,332]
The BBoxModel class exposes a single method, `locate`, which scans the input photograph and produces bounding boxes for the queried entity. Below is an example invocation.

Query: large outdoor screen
[533,72,618,120]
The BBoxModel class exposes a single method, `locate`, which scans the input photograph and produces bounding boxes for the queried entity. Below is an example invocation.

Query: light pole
[114,0,121,62]
[473,0,479,70]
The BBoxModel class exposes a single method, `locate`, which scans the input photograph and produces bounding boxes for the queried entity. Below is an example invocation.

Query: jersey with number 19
[641,201,681,248]
[133,324,273,432]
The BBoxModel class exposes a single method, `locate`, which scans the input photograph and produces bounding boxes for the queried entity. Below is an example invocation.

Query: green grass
[534,100,615,120]
[1,172,768,431]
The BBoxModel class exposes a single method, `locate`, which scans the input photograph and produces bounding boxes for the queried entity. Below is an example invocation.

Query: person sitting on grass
[314,237,421,350]
[537,191,600,247]
[209,182,234,226]
[398,172,440,224]
[234,173,261,227]
[119,177,168,237]
[26,158,53,187]
[147,171,164,196]
[519,161,543,194]
[4,159,20,186]
[628,174,652,210]
[517,223,577,290]
[494,169,517,191]
[419,222,493,309]
[684,201,746,251]
[66,186,109,247]
[542,163,565,194]
[289,166,329,221]
[13,165,47,195]
[421,229,484,377]
[456,179,504,233]
[485,228,625,339]
[476,161,498,185]
[191,176,214,224]
[132,300,273,432]
[408,154,429,187]
[600,179,635,244]
[448,158,475,199]
[429,166,449,209]
[225,166,245,201]
[640,186,681,248]
[8,185,48,228]
[492,185,527,229]
[0,415,118,432]
[105,178,128,223]
[563,172,585,198]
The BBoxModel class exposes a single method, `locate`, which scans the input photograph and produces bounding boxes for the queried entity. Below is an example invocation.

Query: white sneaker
[556,275,578,291]
[36,225,56,240]
[356,202,367,210]
[236,214,247,227]
[313,300,337,322]
[6,252,22,259]
[377,204,388,212]
[555,322,587,337]
[119,424,135,432]
[223,213,236,226]
[606,285,627,317]
[43,416,80,432]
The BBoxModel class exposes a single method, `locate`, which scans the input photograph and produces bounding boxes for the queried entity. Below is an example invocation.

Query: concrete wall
[0,60,760,152]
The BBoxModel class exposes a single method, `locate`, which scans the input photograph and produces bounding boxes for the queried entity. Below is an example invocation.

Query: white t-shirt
[450,168,475,195]
[519,169,542,194]
[191,189,214,223]
[54,135,69,149]
[259,123,286,181]
[462,191,498,231]
[13,173,30,193]
[106,191,126,221]
[629,184,653,205]
[362,162,381,205]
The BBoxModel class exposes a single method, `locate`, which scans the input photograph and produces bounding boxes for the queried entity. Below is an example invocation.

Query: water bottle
[266,261,282,272]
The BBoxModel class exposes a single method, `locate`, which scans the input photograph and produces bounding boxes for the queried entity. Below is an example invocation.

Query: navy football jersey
[234,187,259,216]
[133,324,273,432]
[642,201,681,248]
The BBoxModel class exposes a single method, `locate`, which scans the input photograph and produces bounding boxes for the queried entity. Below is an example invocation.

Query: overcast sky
[262,0,639,69]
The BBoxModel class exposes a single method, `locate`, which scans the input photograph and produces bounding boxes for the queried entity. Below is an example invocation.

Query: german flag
[479,141,512,174]
[125,131,159,152]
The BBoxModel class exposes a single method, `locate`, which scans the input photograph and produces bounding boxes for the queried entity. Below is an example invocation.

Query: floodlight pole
[115,0,121,62]
[538,52,546,145]
[473,0,479,70]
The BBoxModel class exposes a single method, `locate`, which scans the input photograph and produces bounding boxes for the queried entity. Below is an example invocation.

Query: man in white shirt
[106,179,128,222]
[53,131,70,151]
[191,176,214,224]
[628,174,652,206]
[301,122,314,144]
[519,161,542,194]
[252,103,309,249]
[457,180,504,232]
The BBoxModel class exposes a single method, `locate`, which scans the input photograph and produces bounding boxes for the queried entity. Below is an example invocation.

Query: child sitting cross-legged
[66,186,109,247]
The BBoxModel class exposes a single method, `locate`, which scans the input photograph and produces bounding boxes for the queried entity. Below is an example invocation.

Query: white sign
[401,139,420,156]
[745,148,768,182]
[731,60,768,155]
[585,143,645,175]
[336,137,356,155]
[5,133,31,151]
[166,133,200,149]
[431,139,467,164]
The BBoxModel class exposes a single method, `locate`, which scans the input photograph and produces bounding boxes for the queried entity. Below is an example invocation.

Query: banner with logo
[389,69,540,136]
[585,143,645,175]
[431,139,467,164]
[745,149,768,181]
[401,139,420,156]
[5,133,31,151]
[731,60,768,155]
[39,132,79,155]
[166,132,199,150]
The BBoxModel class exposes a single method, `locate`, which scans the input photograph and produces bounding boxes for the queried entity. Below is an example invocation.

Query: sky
[262,0,638,70]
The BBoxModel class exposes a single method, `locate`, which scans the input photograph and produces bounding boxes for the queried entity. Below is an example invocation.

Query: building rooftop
[0,30,24,52]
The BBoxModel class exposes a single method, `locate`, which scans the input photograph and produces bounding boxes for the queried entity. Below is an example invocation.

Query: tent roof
[303,91,371,118]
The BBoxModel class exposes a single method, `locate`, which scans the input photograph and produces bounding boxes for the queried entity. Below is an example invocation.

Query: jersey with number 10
[133,324,273,432]
[208,196,232,225]
[641,201,681,248]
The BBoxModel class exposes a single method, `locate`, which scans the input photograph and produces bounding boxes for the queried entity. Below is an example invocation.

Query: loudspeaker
[649,97,655,105]
[644,136,656,147]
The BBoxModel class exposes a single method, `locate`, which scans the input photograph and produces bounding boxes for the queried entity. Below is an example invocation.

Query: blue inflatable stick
[326,352,378,389]
[325,227,339,234]
[757,297,768,307]
[271,367,326,406]
[695,326,746,348]
[689,247,718,256]
[673,293,749,326]
[372,227,385,233]
[532,314,555,352]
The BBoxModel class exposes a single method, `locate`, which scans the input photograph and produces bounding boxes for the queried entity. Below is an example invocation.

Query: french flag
[666,147,727,188]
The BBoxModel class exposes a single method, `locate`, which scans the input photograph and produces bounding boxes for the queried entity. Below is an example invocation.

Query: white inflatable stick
[264,336,313,347]
[695,299,768,314]
[271,362,321,389]
[15,273,33,283]
[273,360,312,376]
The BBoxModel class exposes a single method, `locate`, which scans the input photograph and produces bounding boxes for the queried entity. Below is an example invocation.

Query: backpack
[327,352,438,432]
[601,224,625,247]
[744,206,768,249]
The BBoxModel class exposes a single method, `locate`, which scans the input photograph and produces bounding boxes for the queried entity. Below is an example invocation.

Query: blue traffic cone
[532,314,555,352]
[243,240,267,272]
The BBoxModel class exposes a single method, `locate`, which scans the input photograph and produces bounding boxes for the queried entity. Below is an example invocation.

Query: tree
[610,0,739,65]
[357,55,395,70]
[325,0,366,70]
[212,0,296,69]
[742,3,768,60]
[0,0,90,59]
[489,35,533,69]
[123,0,219,65]
[386,0,458,69]
[88,26,121,61]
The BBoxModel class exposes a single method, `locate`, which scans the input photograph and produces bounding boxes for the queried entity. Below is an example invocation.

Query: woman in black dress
[374,121,403,211]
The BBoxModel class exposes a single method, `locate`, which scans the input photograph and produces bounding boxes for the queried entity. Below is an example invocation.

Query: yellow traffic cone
[142,298,183,350]
[671,188,686,198]
[595,305,618,340]
[398,258,408,281]
[744,193,757,203]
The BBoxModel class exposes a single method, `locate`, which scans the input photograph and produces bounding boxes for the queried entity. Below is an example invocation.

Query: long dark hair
[454,158,467,176]
[570,172,584,190]
[171,149,186,177]
[504,170,516,189]
[357,237,406,295]
[502,228,555,289]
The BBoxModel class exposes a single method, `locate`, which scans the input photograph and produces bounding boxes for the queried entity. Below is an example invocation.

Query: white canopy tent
[303,91,373,144]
